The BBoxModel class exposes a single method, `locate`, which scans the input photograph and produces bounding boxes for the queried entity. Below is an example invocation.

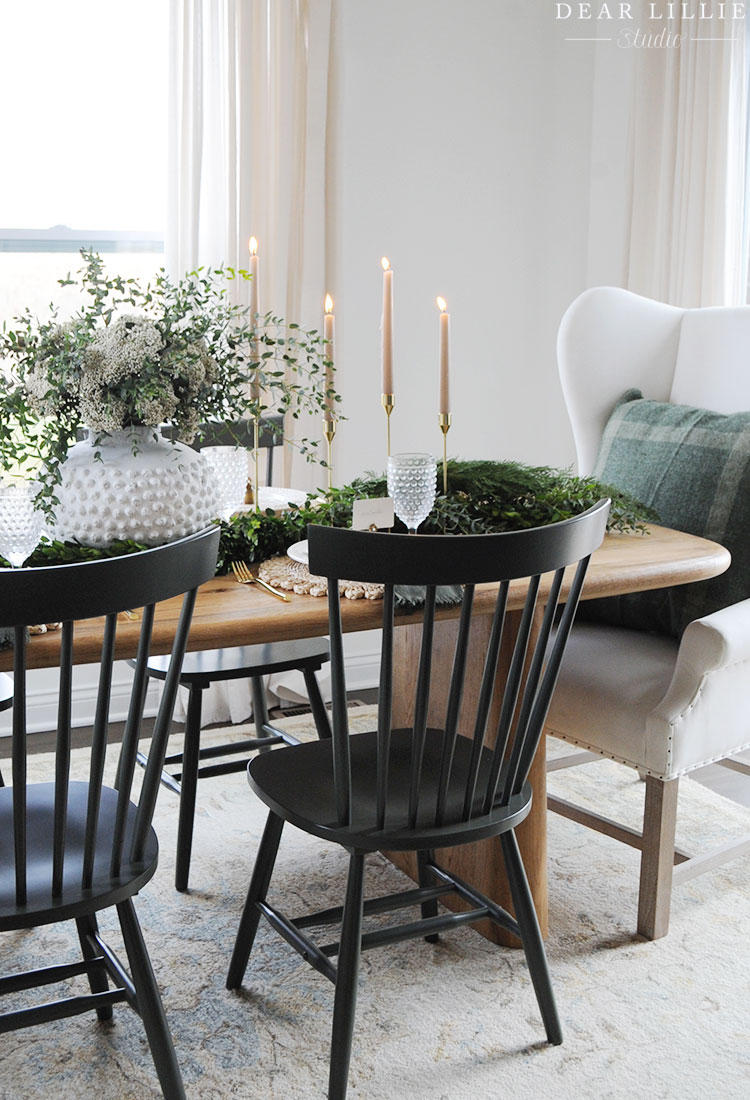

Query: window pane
[0,0,168,325]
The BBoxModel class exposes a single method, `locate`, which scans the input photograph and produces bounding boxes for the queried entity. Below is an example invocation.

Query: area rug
[1,707,749,1100]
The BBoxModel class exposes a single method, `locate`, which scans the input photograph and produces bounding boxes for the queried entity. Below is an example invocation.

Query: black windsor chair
[226,501,610,1100]
[0,526,220,1100]
[138,418,331,892]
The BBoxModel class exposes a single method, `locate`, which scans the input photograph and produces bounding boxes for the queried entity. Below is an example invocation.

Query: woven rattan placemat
[258,555,384,600]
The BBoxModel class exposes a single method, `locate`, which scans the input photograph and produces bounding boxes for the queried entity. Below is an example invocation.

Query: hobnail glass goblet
[386,453,437,534]
[0,480,45,567]
[201,446,249,522]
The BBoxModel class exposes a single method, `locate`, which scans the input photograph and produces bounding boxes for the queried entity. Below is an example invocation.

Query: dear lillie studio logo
[556,3,745,47]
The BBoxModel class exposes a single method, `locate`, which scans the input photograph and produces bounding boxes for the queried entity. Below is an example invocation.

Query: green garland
[9,459,656,571]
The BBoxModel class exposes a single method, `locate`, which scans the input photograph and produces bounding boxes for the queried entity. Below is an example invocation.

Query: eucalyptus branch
[0,251,341,513]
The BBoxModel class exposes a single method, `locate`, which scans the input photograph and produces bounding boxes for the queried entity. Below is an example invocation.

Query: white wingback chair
[546,286,750,940]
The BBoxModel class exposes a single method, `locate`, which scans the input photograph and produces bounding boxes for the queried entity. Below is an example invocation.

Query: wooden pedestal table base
[385,609,546,948]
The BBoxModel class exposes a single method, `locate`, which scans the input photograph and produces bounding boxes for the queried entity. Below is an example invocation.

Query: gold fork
[231,560,291,602]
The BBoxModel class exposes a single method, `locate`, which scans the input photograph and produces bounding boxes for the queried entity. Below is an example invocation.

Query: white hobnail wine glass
[201,446,249,521]
[0,480,45,567]
[386,453,437,534]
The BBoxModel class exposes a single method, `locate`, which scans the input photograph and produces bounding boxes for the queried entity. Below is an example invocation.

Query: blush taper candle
[324,293,335,422]
[437,296,450,415]
[381,257,393,395]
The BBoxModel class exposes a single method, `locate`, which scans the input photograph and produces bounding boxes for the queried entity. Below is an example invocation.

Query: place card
[352,497,394,531]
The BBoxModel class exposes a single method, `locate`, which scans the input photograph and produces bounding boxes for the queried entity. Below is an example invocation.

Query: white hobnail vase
[50,427,217,547]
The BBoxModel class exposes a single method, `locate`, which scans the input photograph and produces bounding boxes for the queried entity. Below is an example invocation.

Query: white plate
[257,486,308,511]
[286,539,309,564]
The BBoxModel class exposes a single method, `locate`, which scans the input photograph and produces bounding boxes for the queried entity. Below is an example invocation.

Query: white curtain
[626,4,749,307]
[167,0,337,487]
[167,0,338,726]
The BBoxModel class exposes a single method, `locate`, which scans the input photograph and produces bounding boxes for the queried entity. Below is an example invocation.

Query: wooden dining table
[1,524,730,943]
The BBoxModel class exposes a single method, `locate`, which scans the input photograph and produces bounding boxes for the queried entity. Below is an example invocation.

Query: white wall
[329,1,611,483]
[5,6,636,733]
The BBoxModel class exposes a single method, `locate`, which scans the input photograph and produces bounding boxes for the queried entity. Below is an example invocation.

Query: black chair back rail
[0,526,219,1099]
[307,500,610,841]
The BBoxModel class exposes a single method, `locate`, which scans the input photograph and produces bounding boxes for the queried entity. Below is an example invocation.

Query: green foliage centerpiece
[211,458,655,572]
[0,251,337,524]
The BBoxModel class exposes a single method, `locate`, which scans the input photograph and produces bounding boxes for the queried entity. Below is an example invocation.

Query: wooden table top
[4,524,730,672]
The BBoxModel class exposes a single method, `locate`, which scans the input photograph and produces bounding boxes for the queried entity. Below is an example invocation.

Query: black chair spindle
[506,554,593,801]
[408,585,436,828]
[111,603,155,879]
[52,621,74,898]
[376,584,395,830]
[328,579,352,829]
[131,587,198,865]
[12,628,28,907]
[82,613,117,890]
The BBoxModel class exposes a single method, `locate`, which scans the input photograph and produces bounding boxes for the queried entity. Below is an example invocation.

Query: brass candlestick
[438,412,451,494]
[322,417,337,491]
[381,393,395,457]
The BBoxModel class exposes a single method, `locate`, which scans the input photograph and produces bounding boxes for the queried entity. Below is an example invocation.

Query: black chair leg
[117,898,186,1100]
[416,848,440,943]
[250,676,275,753]
[226,811,285,989]
[76,913,113,1022]
[175,683,203,892]
[500,831,562,1045]
[329,850,365,1100]
[303,666,332,740]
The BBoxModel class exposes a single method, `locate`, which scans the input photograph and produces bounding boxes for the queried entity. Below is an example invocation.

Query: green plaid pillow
[580,388,750,638]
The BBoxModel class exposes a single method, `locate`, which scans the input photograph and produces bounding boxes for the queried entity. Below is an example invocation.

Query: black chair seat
[144,636,330,685]
[0,783,158,931]
[249,729,531,851]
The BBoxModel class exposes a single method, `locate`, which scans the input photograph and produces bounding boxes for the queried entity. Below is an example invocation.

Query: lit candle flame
[249,236,258,256]
[381,256,391,272]
[325,293,334,314]
[436,296,447,312]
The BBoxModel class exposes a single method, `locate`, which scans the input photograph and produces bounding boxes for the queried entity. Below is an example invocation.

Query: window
[0,0,168,326]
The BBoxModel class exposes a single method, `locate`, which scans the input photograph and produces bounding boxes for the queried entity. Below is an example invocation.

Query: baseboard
[0,662,162,738]
[338,650,380,693]
[0,637,381,738]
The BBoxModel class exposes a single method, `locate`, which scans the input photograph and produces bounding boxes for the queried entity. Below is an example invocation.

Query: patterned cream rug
[1,706,749,1100]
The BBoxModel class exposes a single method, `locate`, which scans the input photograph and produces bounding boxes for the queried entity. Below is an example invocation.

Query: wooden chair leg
[416,848,439,942]
[175,683,203,892]
[76,913,113,1022]
[117,898,186,1100]
[226,811,285,989]
[329,851,365,1100]
[302,666,332,740]
[638,775,679,941]
[501,830,562,1045]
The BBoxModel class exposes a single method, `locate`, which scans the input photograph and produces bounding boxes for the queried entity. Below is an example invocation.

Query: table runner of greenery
[9,460,655,574]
